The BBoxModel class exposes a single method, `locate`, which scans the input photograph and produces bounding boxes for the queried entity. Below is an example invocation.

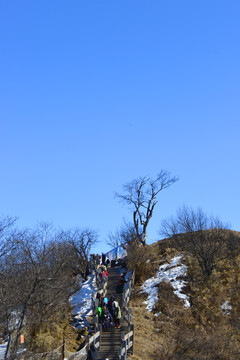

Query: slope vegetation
[127,232,240,360]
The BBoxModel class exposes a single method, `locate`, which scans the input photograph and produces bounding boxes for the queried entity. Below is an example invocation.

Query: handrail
[118,324,134,360]
[117,270,135,359]
[68,327,101,360]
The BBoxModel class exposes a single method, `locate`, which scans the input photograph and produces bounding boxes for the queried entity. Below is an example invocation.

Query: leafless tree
[1,232,71,358]
[115,171,178,246]
[0,216,18,259]
[60,227,98,279]
[160,206,237,278]
[0,223,97,358]
[107,221,138,249]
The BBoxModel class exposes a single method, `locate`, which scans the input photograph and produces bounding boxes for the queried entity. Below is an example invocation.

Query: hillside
[1,230,239,359]
[127,231,240,360]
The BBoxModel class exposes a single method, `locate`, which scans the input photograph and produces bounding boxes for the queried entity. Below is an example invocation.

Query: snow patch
[70,273,97,329]
[221,301,232,315]
[141,255,190,312]
[0,341,8,360]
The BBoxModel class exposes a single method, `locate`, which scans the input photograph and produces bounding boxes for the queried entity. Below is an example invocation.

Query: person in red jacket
[117,273,126,293]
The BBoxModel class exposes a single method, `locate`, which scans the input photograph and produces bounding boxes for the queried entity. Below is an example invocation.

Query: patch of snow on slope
[70,273,97,329]
[141,255,190,312]
[0,342,7,360]
[221,301,232,315]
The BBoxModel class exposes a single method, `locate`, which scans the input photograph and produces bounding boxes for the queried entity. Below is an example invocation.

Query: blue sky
[0,1,239,254]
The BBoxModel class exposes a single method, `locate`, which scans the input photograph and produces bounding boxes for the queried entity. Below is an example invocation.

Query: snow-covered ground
[70,273,97,330]
[0,341,7,360]
[141,255,190,312]
[221,300,232,315]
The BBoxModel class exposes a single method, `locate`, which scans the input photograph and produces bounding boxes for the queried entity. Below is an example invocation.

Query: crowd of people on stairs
[89,251,128,359]
[97,294,122,331]
[95,252,126,332]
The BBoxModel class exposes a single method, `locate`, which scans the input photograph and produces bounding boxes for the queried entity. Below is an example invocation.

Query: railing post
[130,324,134,354]
[129,308,132,323]
[61,336,65,360]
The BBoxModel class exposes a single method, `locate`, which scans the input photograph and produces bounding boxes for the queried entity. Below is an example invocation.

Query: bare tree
[107,221,138,249]
[61,227,98,279]
[160,206,236,278]
[107,229,123,249]
[0,223,97,358]
[0,216,18,259]
[0,229,76,358]
[115,171,178,246]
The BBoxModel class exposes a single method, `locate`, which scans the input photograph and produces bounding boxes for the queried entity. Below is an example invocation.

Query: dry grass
[24,309,88,353]
[129,288,163,360]
[127,236,240,360]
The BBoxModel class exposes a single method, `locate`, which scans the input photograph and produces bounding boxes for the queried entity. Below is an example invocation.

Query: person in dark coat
[107,296,115,316]
[101,304,111,331]
[96,292,103,307]
[87,343,98,360]
[117,273,126,293]
[101,252,106,265]
[106,258,110,268]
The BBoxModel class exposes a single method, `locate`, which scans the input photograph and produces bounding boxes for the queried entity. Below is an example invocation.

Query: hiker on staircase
[113,300,121,329]
[96,292,104,307]
[101,252,106,266]
[107,296,115,317]
[101,304,112,331]
[117,272,126,293]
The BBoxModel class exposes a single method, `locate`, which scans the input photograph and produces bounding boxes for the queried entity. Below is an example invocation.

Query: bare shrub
[160,206,236,279]
[126,243,156,284]
[107,221,138,248]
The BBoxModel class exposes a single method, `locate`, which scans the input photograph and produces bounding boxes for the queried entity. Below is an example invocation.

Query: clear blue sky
[1,1,240,254]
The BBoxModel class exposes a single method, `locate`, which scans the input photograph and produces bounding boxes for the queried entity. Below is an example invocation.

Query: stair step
[98,353,118,360]
[99,344,121,348]
[101,333,121,338]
